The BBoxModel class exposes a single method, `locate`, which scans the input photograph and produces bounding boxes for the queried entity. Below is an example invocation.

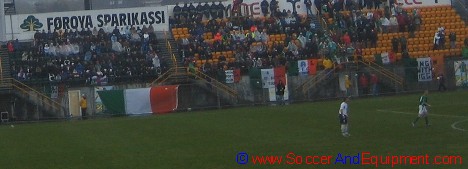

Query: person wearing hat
[80,94,88,119]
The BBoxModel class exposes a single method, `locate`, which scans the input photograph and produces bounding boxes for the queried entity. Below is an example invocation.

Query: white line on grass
[451,119,468,132]
[376,110,467,118]
[377,110,468,132]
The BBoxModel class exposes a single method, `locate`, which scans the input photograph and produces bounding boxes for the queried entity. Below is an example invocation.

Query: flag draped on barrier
[98,85,179,115]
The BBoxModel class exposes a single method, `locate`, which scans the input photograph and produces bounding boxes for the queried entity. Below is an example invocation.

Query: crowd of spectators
[320,0,424,53]
[7,25,165,85]
[170,1,348,80]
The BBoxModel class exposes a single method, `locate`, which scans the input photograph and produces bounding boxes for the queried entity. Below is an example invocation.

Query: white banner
[166,0,311,19]
[397,0,451,7]
[417,57,433,82]
[261,68,275,89]
[5,6,168,40]
[381,52,390,65]
[225,70,234,84]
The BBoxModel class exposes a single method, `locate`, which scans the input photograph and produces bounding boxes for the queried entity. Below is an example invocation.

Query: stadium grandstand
[0,0,467,121]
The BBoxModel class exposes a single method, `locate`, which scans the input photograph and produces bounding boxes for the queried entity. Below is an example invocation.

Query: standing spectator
[173,3,182,20]
[370,73,378,96]
[374,0,382,9]
[203,2,211,19]
[7,41,14,52]
[437,74,446,91]
[304,0,313,16]
[80,94,87,119]
[276,80,285,105]
[369,29,378,48]
[389,15,398,33]
[433,32,440,50]
[217,2,225,19]
[400,36,407,52]
[381,16,390,33]
[270,0,279,17]
[359,73,369,95]
[413,13,422,31]
[181,3,189,19]
[339,97,351,137]
[438,30,446,49]
[345,75,352,96]
[342,32,351,47]
[391,37,399,53]
[210,2,218,19]
[408,21,415,38]
[314,0,322,15]
[449,32,456,49]
[261,0,270,16]
[232,0,243,17]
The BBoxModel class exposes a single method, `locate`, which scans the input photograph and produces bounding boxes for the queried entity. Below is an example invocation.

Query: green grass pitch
[0,90,467,169]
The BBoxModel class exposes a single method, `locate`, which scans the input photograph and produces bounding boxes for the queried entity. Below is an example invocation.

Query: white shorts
[418,105,428,117]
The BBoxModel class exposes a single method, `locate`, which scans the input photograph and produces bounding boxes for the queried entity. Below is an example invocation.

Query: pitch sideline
[376,109,468,132]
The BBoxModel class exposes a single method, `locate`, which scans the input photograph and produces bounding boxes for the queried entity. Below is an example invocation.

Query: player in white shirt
[339,97,350,137]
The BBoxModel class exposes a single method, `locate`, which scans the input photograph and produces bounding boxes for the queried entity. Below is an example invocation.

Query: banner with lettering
[417,57,432,82]
[166,0,310,19]
[225,70,234,83]
[5,6,168,40]
[261,68,275,88]
[51,85,58,99]
[381,52,390,65]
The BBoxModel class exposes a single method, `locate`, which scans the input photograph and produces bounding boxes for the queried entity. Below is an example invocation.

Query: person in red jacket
[342,32,351,47]
[7,41,14,53]
[359,73,369,95]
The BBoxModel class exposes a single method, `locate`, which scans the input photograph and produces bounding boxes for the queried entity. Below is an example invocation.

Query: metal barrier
[0,78,65,119]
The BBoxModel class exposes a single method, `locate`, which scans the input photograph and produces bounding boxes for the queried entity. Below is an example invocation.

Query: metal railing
[191,68,238,97]
[150,67,188,86]
[296,67,337,94]
[150,67,238,98]
[1,78,64,115]
[358,61,404,86]
[0,57,3,80]
[164,31,178,68]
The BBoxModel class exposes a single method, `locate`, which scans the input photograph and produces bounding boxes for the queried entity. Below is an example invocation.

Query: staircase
[358,61,405,92]
[0,78,65,120]
[310,13,324,32]
[0,49,12,93]
[295,67,337,97]
[155,36,181,69]
[150,67,238,104]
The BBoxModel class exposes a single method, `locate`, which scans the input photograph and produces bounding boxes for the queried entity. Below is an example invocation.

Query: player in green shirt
[412,90,431,127]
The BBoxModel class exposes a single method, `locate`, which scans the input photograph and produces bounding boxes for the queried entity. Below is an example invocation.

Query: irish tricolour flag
[98,85,179,115]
